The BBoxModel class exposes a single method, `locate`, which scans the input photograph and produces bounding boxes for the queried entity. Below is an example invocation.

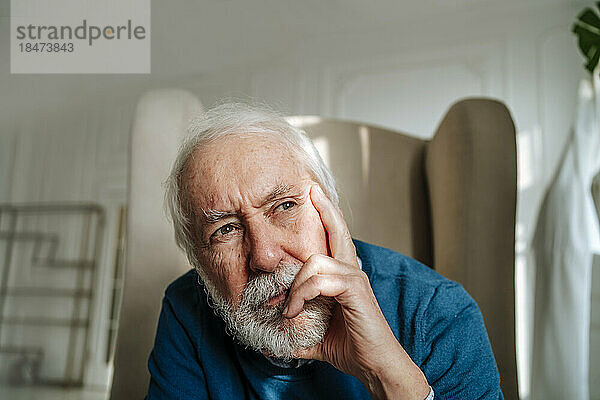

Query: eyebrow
[201,209,237,224]
[263,183,293,204]
[200,183,297,225]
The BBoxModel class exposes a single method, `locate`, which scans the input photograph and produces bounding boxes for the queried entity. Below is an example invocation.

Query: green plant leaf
[587,47,600,73]
[572,2,600,74]
[578,9,600,30]
[574,25,600,52]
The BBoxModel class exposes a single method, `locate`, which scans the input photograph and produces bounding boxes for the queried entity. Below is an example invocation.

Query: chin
[231,296,335,360]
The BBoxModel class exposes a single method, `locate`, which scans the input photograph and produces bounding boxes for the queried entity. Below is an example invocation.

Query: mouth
[266,288,290,307]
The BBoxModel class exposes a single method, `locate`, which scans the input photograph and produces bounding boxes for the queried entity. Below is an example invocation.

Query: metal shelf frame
[0,203,105,386]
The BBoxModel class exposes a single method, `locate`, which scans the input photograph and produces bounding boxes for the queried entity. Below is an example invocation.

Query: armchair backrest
[292,98,518,399]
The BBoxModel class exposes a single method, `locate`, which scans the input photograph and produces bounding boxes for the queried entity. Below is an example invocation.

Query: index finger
[310,184,357,265]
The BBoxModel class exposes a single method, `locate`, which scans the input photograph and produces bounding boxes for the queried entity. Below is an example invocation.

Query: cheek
[199,247,249,302]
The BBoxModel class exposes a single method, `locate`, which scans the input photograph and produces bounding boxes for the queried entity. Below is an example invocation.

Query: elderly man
[147,103,503,399]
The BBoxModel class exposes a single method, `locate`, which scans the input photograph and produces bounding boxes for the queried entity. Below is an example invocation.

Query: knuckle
[359,271,371,286]
[306,253,328,268]
[349,274,362,287]
[351,271,369,287]
[343,230,352,242]
[306,253,321,265]
[307,274,323,287]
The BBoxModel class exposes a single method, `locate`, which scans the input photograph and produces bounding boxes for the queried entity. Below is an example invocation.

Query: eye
[276,201,296,212]
[212,223,237,237]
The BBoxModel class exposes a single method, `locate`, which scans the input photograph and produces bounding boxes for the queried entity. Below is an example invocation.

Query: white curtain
[531,74,600,399]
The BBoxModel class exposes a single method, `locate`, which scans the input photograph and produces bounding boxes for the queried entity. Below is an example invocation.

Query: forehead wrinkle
[248,180,309,210]
[263,183,292,204]
[185,137,312,227]
[199,181,303,224]
[201,208,237,224]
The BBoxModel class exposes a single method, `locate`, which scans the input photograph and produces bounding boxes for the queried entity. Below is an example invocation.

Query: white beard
[202,263,335,360]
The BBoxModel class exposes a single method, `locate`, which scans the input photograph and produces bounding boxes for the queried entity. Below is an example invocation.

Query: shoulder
[164,269,200,303]
[354,240,501,396]
[354,239,445,283]
[165,268,198,296]
[353,239,471,307]
[353,239,479,350]
[161,269,212,326]
[155,269,228,354]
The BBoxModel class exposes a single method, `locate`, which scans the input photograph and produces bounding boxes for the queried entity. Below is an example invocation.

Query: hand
[283,185,430,400]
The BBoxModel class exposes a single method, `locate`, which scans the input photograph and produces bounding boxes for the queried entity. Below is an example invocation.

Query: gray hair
[163,102,338,275]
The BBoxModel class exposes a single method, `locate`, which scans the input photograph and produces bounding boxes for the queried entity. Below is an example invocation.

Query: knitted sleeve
[418,282,503,399]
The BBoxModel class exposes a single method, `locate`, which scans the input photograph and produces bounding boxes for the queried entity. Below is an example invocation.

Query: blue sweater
[147,240,503,399]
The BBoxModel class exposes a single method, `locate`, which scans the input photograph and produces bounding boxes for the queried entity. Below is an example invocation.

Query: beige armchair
[292,98,518,399]
[111,97,518,399]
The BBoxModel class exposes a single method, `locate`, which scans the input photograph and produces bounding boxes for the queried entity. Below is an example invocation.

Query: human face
[185,134,329,308]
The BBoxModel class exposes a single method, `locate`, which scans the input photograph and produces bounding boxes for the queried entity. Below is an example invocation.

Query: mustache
[240,263,301,309]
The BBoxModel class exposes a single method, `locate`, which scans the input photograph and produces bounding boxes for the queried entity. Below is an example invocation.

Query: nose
[246,219,284,274]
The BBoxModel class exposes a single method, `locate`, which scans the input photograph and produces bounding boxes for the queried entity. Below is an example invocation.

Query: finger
[288,254,354,295]
[284,273,353,318]
[310,185,357,265]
